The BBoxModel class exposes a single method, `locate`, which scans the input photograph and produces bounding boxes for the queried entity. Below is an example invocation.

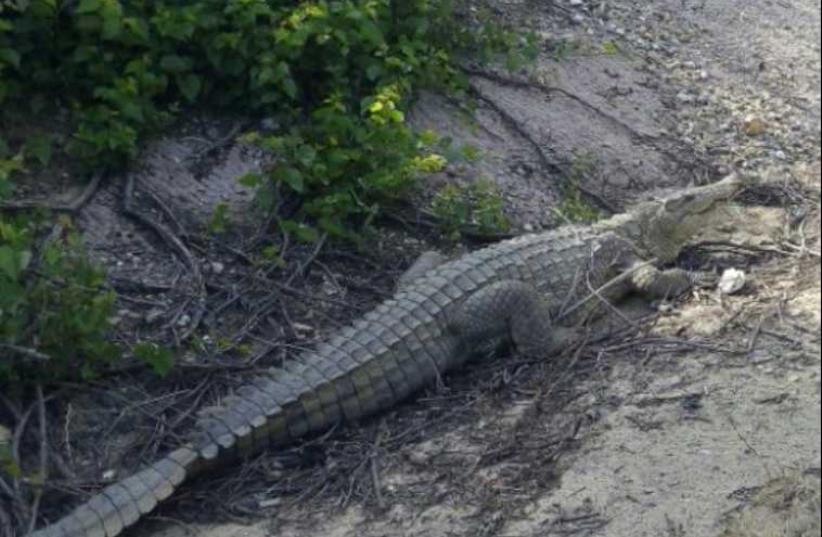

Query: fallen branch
[25,385,48,535]
[0,344,51,364]
[0,172,103,213]
[464,68,712,177]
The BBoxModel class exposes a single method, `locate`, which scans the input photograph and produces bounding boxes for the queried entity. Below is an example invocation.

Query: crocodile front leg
[628,262,716,298]
[450,280,575,357]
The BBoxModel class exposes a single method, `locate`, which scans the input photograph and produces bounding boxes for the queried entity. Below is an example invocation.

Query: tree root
[464,67,716,181]
[467,81,618,213]
[0,171,103,213]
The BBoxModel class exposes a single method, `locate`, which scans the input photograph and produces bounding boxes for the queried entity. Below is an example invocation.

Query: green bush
[432,179,510,240]
[0,213,117,389]
[0,1,534,385]
[1,0,534,232]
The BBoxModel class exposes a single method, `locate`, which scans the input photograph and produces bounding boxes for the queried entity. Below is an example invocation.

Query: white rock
[676,91,694,104]
[211,261,225,274]
[718,268,746,295]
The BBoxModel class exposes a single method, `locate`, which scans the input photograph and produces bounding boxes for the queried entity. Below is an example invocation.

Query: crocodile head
[615,173,749,262]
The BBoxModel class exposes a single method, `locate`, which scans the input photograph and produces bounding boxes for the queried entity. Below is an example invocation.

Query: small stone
[407,451,429,466]
[698,70,709,80]
[211,261,225,274]
[569,0,584,6]
[176,314,191,327]
[523,223,535,232]
[102,469,116,481]
[657,302,675,313]
[718,268,746,295]
[773,150,787,160]
[572,13,585,24]
[742,115,768,136]
[676,91,694,104]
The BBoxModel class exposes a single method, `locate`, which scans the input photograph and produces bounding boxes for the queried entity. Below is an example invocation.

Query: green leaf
[279,167,304,193]
[134,342,175,377]
[24,135,53,167]
[208,203,230,234]
[295,144,317,167]
[365,64,382,81]
[159,54,192,74]
[177,73,201,102]
[238,172,262,188]
[0,245,25,280]
[75,0,101,15]
[0,48,20,69]
[281,77,298,100]
[602,41,620,56]
[280,220,319,243]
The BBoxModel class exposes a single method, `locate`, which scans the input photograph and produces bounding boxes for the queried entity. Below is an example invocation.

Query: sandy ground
[24,1,819,536]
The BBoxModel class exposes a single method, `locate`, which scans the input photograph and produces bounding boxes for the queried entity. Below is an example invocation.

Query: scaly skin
[31,174,746,537]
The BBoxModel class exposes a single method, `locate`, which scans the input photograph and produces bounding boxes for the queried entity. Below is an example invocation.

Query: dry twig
[0,172,103,212]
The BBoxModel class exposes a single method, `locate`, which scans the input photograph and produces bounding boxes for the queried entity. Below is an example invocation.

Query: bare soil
[3,1,819,536]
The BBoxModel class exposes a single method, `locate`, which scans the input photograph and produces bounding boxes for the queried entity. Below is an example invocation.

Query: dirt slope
[36,1,819,536]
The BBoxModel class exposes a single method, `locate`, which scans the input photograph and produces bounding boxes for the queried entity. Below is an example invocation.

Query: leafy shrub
[0,1,533,385]
[0,214,117,389]
[1,0,533,232]
[432,179,510,239]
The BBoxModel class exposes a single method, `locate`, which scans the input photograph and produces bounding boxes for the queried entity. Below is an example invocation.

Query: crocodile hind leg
[450,280,575,357]
[628,261,717,299]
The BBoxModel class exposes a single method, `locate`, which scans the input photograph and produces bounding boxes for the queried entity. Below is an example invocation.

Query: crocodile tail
[31,378,289,537]
[30,446,201,537]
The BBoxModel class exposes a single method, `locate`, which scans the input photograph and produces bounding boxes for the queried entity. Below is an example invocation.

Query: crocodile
[31,174,747,537]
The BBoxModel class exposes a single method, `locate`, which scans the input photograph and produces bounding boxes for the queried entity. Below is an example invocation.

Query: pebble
[211,261,225,274]
[676,91,694,104]
[718,268,746,294]
[742,115,768,136]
